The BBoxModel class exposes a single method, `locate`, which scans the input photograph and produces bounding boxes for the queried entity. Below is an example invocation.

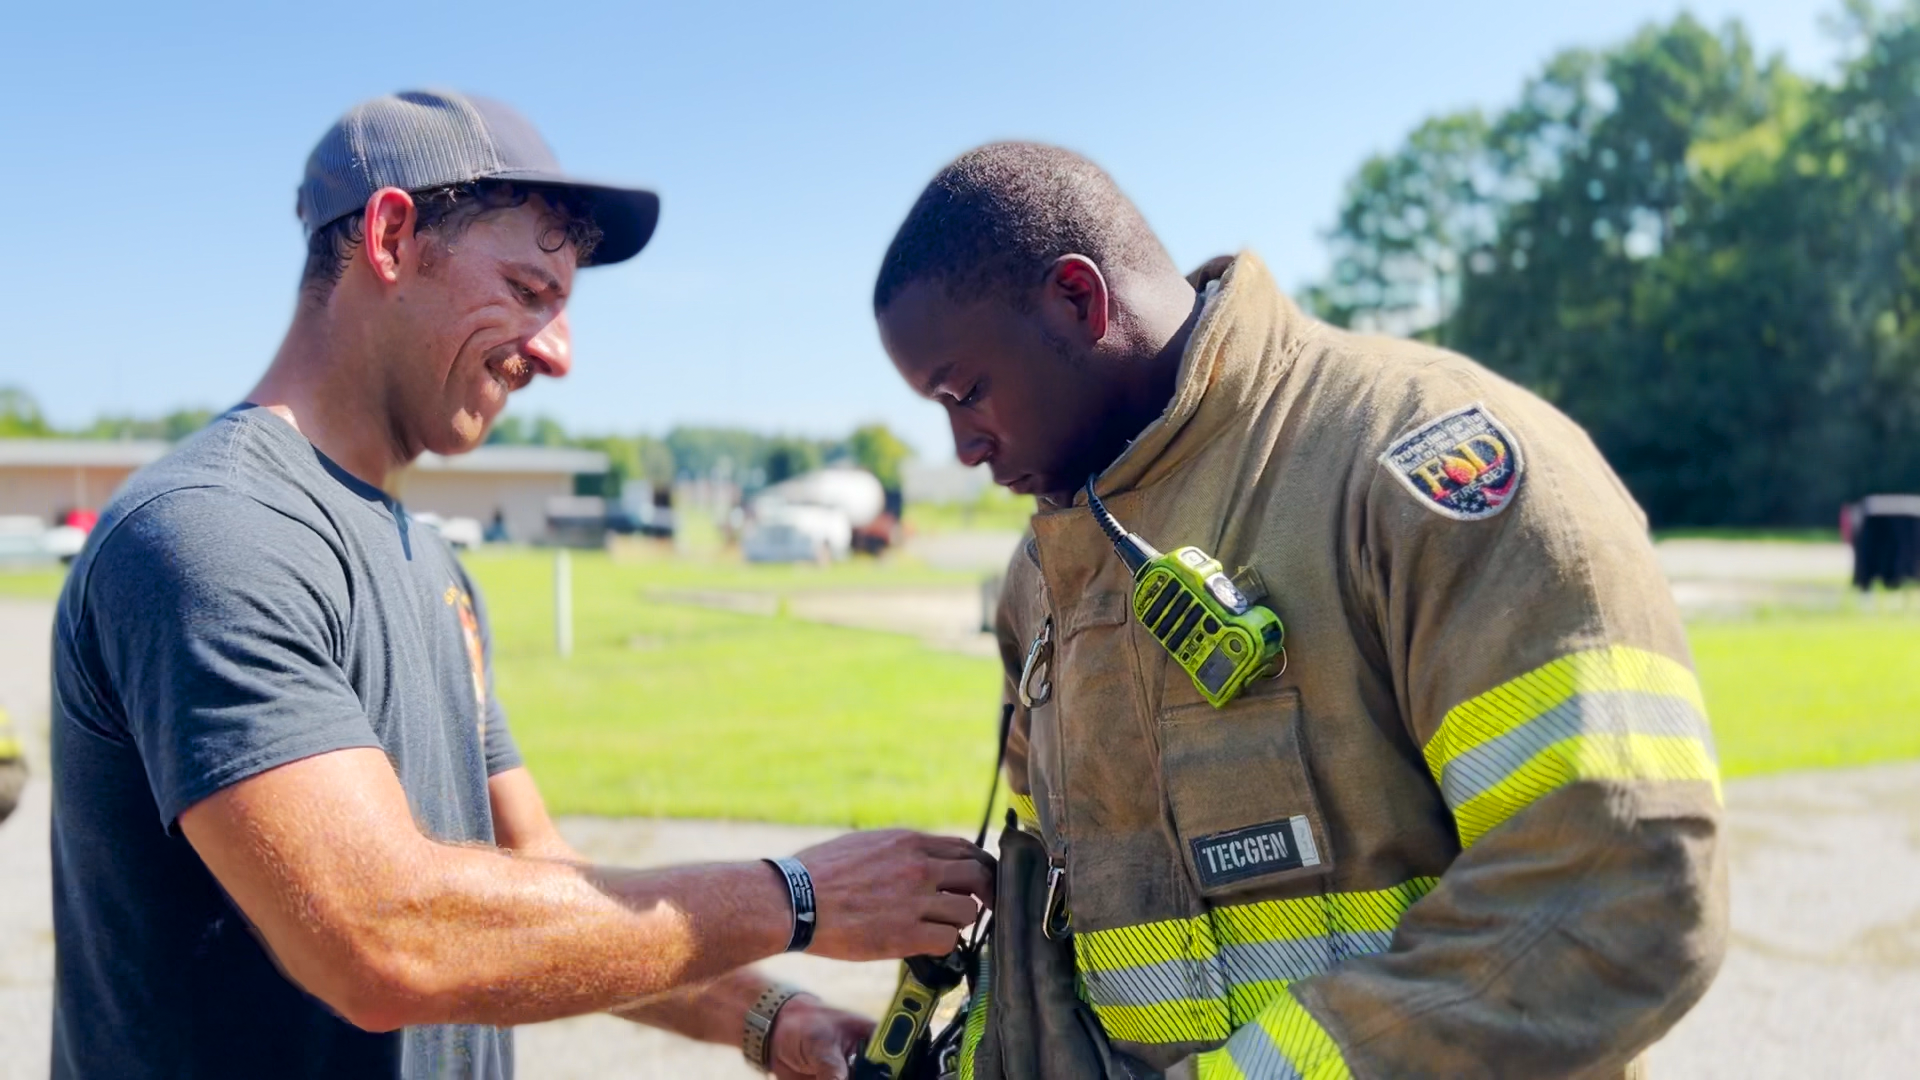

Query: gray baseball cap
[296,89,659,266]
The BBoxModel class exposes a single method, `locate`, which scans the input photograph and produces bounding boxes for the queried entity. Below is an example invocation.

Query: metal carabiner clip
[1042,860,1071,940]
[1017,617,1053,708]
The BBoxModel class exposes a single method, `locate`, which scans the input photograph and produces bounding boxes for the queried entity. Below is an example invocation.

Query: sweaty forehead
[454,202,579,276]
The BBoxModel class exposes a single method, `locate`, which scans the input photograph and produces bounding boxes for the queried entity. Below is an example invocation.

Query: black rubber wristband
[765,856,817,953]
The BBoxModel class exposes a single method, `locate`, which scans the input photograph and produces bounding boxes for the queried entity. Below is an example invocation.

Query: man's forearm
[183,749,989,1035]
[611,967,774,1047]
[310,842,794,1030]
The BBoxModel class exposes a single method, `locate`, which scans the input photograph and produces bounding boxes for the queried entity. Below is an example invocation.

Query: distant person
[49,91,990,1080]
[872,143,1725,1078]
[485,507,510,544]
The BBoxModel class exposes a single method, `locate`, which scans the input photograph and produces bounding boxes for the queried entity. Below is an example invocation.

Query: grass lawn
[0,566,67,600]
[12,546,1915,824]
[904,488,1037,535]
[466,548,1004,827]
[470,548,1920,825]
[1691,608,1920,779]
[1652,526,1841,543]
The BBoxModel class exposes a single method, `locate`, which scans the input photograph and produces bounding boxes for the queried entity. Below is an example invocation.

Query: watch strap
[742,983,807,1073]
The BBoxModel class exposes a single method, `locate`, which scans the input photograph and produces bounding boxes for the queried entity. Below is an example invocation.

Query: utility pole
[554,548,574,658]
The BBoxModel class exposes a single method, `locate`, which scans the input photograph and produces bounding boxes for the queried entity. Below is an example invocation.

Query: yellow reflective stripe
[1212,878,1436,943]
[1422,646,1720,846]
[1198,1048,1249,1080]
[958,948,990,1080]
[1078,909,1216,972]
[1078,908,1227,1042]
[1076,879,1436,1045]
[1196,988,1352,1080]
[1009,791,1039,827]
[1080,880,1438,973]
[1224,977,1289,1027]
[1092,996,1233,1046]
[1451,732,1720,847]
[1424,645,1706,774]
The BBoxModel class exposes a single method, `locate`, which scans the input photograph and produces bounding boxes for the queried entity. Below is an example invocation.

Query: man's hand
[796,830,994,961]
[770,995,874,1080]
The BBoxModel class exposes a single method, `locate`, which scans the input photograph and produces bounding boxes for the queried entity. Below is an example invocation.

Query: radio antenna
[1085,478,1160,575]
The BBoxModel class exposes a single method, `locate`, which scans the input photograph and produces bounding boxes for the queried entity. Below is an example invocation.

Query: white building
[0,439,606,545]
[0,440,170,524]
[392,446,609,543]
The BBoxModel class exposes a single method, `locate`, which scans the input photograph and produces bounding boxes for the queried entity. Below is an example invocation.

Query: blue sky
[3,0,1845,460]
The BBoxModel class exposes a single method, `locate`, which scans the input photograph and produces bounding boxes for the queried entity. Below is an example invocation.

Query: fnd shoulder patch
[1380,403,1524,521]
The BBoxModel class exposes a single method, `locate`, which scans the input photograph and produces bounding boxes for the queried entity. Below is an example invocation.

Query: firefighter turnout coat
[986,253,1727,1079]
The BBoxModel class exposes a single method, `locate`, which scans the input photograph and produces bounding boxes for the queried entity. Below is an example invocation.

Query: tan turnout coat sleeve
[1286,360,1726,1078]
[985,253,1726,1079]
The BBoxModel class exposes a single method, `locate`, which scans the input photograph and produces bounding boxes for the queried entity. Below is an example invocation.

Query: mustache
[487,351,535,392]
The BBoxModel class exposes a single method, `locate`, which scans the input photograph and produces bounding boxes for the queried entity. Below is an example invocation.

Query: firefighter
[873,142,1726,1079]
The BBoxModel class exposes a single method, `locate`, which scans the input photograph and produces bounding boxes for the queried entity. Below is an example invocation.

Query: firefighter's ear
[1038,255,1111,345]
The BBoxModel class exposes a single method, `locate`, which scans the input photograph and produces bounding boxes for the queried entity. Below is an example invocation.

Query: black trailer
[1848,494,1920,589]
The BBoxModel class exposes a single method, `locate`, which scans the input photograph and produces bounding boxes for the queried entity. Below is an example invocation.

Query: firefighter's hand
[794,830,993,960]
[769,995,872,1080]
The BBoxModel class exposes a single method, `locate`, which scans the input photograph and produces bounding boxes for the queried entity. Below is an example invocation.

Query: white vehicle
[742,502,852,563]
[755,467,886,528]
[0,517,48,564]
[42,525,87,561]
[411,512,485,550]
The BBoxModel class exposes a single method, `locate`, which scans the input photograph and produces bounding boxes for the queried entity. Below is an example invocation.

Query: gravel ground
[2,536,1916,1078]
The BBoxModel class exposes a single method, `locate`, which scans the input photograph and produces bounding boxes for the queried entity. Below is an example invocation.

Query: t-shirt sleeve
[82,488,383,830]
[461,568,522,776]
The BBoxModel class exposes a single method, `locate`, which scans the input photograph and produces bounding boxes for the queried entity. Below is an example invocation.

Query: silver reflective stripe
[1080,932,1394,1008]
[1226,1021,1303,1080]
[1437,690,1712,810]
[1080,954,1227,1009]
[1221,931,1392,985]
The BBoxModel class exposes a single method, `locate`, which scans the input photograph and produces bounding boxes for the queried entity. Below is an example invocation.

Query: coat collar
[1080,251,1312,503]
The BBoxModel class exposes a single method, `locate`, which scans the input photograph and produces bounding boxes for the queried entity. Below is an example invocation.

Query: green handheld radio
[1085,480,1285,708]
[851,949,970,1079]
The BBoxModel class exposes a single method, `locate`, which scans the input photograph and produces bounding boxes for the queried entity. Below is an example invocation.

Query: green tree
[486,416,529,445]
[0,388,54,437]
[577,434,675,500]
[81,408,216,441]
[761,436,824,485]
[664,426,767,480]
[1308,111,1495,343]
[1309,13,1893,525]
[485,414,570,446]
[845,423,915,490]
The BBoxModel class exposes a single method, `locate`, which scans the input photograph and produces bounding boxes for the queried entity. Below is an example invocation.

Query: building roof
[410,445,608,475]
[0,439,607,476]
[0,439,172,468]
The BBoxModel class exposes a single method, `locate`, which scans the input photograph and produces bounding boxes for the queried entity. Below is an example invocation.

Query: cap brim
[494,173,660,267]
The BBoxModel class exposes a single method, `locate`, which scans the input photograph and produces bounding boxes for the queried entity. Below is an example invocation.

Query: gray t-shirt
[50,406,521,1078]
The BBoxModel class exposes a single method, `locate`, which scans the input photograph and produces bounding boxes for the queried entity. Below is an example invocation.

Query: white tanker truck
[742,466,889,563]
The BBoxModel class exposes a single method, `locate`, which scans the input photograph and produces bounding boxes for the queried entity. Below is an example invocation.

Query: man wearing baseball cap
[48,90,990,1079]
